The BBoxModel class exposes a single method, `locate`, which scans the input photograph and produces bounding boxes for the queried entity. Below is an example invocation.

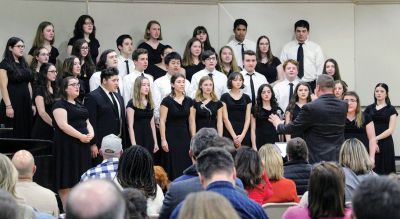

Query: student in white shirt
[116,34,135,79]
[280,20,324,91]
[190,50,228,99]
[240,50,268,105]
[153,52,190,123]
[273,59,300,112]
[89,50,123,93]
[122,48,154,105]
[227,19,256,68]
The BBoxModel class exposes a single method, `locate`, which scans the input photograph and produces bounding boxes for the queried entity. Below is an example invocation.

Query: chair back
[262,202,298,219]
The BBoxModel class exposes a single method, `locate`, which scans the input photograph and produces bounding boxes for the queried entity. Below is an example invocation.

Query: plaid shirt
[80,158,119,182]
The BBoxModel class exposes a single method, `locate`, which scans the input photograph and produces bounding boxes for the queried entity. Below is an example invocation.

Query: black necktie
[141,72,144,77]
[125,60,130,74]
[208,72,213,78]
[297,43,304,79]
[109,92,119,113]
[248,73,256,106]
[289,82,294,102]
[240,43,245,63]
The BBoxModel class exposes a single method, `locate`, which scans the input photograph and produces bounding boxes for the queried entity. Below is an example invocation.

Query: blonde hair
[0,153,18,198]
[132,76,154,110]
[194,76,218,102]
[258,144,284,180]
[218,46,241,75]
[178,191,240,219]
[339,138,373,175]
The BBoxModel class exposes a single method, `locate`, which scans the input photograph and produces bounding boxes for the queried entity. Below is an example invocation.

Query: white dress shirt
[273,79,300,111]
[122,69,154,106]
[153,73,191,121]
[189,68,228,99]
[280,39,324,82]
[89,71,124,96]
[227,38,256,68]
[117,55,135,78]
[240,70,268,102]
[99,85,121,118]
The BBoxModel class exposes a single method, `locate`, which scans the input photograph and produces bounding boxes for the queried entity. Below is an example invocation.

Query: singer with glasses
[189,76,224,136]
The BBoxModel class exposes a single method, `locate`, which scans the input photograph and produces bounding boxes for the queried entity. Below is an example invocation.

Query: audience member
[116,34,135,78]
[66,179,126,219]
[365,83,398,175]
[283,138,312,195]
[178,191,240,219]
[280,19,324,91]
[235,146,273,205]
[269,74,348,163]
[122,188,148,219]
[334,79,348,99]
[322,58,342,81]
[138,20,165,66]
[0,189,18,219]
[259,144,299,203]
[218,46,241,76]
[116,145,164,216]
[11,150,59,217]
[339,138,377,201]
[283,162,352,219]
[146,45,172,80]
[227,18,256,67]
[80,134,123,181]
[27,21,58,65]
[273,59,300,112]
[192,26,216,52]
[154,166,170,193]
[171,147,268,219]
[352,176,400,219]
[182,37,204,81]
[255,35,283,84]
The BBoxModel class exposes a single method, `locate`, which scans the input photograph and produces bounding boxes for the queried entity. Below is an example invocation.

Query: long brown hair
[32,21,55,47]
[194,76,218,102]
[132,76,154,110]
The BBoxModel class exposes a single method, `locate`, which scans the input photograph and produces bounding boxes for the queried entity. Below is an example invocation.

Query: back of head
[100,134,123,159]
[316,74,334,91]
[0,189,18,219]
[0,153,18,197]
[286,138,308,161]
[66,179,126,219]
[122,188,147,219]
[339,138,373,175]
[154,166,170,191]
[235,146,262,189]
[258,144,283,180]
[196,147,234,181]
[11,150,35,178]
[178,191,240,219]
[353,176,400,219]
[308,162,346,219]
[190,128,219,158]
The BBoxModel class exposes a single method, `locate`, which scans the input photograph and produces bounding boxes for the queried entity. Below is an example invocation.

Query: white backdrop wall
[0,0,399,154]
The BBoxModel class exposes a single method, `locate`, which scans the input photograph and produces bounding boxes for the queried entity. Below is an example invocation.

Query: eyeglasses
[14,45,25,49]
[68,83,80,88]
[206,57,217,61]
[48,70,58,74]
[81,47,89,50]
[84,22,93,26]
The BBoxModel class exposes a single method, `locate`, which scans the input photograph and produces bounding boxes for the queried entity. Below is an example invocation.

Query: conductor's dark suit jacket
[84,86,126,149]
[277,94,347,163]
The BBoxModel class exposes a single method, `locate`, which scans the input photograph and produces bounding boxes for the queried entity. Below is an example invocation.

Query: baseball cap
[100,134,123,156]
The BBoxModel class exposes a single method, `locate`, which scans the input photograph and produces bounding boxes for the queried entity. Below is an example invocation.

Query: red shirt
[246,172,274,205]
[265,177,300,203]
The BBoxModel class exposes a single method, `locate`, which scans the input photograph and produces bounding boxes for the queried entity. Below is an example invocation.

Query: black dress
[52,99,91,189]
[137,42,164,66]
[252,107,282,149]
[183,63,205,82]
[365,104,398,175]
[0,60,33,138]
[68,37,100,62]
[344,112,373,151]
[220,93,251,146]
[31,88,55,140]
[146,64,167,81]
[161,96,193,180]
[287,104,304,139]
[28,46,59,65]
[127,100,155,153]
[193,100,223,132]
[255,56,281,84]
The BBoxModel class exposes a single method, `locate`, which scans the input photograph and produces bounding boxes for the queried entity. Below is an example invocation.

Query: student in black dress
[255,35,283,84]
[0,37,34,138]
[71,39,96,96]
[138,20,165,66]
[221,72,251,148]
[127,76,159,153]
[322,58,342,81]
[365,83,398,175]
[285,82,312,141]
[31,63,58,140]
[67,15,100,63]
[182,38,204,81]
[334,79,348,99]
[343,91,378,162]
[29,47,49,88]
[27,21,59,65]
[159,73,194,180]
[251,84,283,150]
[189,76,224,136]
[192,26,215,52]
[52,76,94,209]
[60,56,86,102]
[146,45,172,80]
[217,46,241,76]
